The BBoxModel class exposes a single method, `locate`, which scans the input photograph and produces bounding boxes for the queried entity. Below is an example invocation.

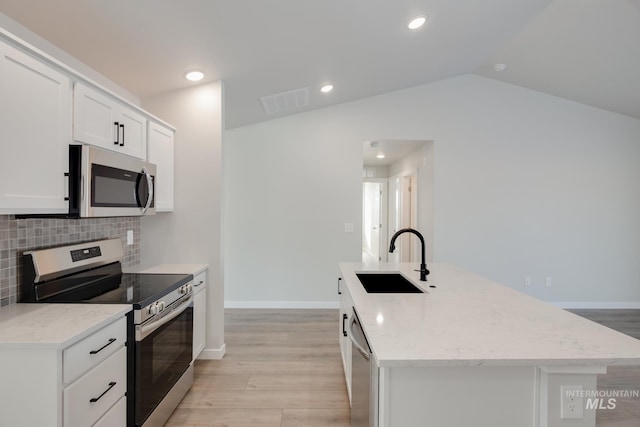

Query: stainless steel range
[19,239,194,427]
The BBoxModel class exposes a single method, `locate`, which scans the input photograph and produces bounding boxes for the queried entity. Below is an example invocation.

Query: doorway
[362,139,432,264]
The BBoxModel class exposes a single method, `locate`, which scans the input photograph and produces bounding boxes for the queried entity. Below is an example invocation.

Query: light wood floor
[166,309,640,427]
[570,310,640,427]
[165,309,350,427]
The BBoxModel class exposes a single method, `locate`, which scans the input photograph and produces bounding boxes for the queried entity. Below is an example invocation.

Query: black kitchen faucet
[389,228,430,281]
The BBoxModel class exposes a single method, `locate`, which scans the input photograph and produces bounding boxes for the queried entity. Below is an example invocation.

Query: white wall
[141,81,225,356]
[224,114,363,307]
[225,74,640,307]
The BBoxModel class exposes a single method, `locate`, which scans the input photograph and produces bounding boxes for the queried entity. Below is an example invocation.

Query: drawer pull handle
[195,280,204,287]
[89,381,116,403]
[89,338,116,355]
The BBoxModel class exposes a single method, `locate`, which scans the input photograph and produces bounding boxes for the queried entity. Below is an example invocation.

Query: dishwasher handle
[349,315,370,361]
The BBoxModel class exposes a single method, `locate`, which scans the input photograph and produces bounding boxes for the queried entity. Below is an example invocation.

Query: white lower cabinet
[93,396,126,427]
[63,347,127,427]
[338,277,353,403]
[0,315,127,427]
[63,317,128,427]
[193,270,207,360]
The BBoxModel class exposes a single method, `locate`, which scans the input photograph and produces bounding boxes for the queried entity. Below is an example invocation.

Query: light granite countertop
[340,262,640,368]
[0,303,131,349]
[124,263,208,275]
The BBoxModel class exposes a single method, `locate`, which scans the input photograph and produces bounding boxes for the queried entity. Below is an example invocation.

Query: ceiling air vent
[260,87,310,115]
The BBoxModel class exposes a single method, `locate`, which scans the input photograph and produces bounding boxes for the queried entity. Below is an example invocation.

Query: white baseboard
[197,343,226,360]
[224,300,340,309]
[548,301,640,309]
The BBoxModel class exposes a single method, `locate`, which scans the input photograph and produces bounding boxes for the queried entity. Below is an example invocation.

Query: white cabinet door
[119,107,147,159]
[73,82,117,149]
[73,82,147,160]
[147,121,174,211]
[339,277,353,403]
[192,271,207,360]
[0,41,71,214]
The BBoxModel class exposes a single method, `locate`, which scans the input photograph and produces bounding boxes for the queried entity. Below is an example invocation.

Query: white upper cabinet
[147,121,175,211]
[73,82,147,160]
[0,41,71,214]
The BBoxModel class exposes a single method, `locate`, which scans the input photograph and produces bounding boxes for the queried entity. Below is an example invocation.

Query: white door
[362,181,387,263]
[388,173,417,262]
[0,42,71,213]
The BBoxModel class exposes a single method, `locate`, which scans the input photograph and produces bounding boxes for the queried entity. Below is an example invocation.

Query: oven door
[135,299,193,426]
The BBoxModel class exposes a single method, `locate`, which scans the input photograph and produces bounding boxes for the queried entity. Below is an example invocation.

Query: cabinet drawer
[193,271,207,292]
[64,347,127,427]
[92,395,126,427]
[63,316,127,384]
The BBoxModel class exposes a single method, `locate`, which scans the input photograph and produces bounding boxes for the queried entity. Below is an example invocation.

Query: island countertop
[339,262,640,368]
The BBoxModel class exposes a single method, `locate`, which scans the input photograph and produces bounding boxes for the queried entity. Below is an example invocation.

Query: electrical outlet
[561,385,584,419]
[545,277,552,287]
[524,276,532,287]
[127,230,134,245]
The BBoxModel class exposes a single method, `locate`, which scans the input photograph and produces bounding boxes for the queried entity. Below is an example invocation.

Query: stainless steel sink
[356,273,423,293]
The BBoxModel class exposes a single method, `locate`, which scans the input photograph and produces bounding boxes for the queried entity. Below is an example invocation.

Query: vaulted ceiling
[1,0,638,129]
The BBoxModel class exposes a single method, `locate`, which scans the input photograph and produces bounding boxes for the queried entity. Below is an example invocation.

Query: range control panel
[70,246,102,262]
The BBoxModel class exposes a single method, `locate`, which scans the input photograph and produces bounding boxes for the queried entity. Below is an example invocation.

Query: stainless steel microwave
[68,145,156,217]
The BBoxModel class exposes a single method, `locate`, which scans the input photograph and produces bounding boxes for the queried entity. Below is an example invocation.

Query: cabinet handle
[89,338,116,355]
[120,124,125,146]
[89,381,117,403]
[194,280,204,287]
[63,172,70,201]
[114,122,120,145]
[342,313,348,337]
[338,277,342,295]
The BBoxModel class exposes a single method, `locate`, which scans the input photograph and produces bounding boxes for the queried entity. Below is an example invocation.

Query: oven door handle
[136,295,193,341]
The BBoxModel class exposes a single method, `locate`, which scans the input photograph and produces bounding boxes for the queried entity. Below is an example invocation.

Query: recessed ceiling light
[320,84,334,93]
[407,15,427,30]
[494,63,507,72]
[376,153,386,159]
[185,70,204,82]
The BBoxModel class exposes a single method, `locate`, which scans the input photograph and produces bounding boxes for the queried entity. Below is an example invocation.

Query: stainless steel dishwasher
[349,308,378,427]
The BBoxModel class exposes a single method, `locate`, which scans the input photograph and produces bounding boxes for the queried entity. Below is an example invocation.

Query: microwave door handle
[141,167,153,213]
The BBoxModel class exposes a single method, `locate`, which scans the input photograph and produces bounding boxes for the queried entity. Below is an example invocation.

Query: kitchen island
[339,262,640,427]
